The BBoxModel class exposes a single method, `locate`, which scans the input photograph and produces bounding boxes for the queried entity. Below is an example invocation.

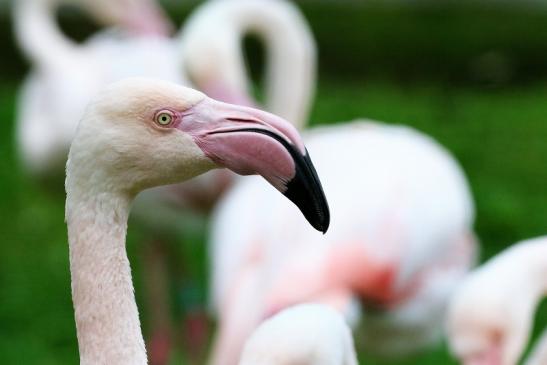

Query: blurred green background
[0,0,546,364]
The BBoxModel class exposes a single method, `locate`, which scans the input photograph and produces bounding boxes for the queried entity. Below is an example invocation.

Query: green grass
[0,78,545,364]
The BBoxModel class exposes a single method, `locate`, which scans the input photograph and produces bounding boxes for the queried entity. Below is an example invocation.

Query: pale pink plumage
[209,121,477,364]
[14,0,182,176]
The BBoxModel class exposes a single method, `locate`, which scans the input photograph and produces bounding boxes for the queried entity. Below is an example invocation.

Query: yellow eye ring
[155,111,174,126]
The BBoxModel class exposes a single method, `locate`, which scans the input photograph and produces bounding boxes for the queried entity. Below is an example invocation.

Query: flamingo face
[159,98,329,233]
[70,78,329,232]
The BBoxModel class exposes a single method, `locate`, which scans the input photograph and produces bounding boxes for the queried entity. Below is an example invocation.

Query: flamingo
[64,78,329,364]
[239,304,358,365]
[447,236,547,365]
[208,121,477,364]
[15,0,316,360]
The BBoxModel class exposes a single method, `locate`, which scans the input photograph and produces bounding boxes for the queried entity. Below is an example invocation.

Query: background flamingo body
[208,120,477,364]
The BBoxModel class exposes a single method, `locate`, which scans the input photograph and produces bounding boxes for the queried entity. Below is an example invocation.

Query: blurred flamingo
[14,0,176,177]
[447,236,547,365]
[209,121,477,364]
[180,0,316,128]
[16,0,315,177]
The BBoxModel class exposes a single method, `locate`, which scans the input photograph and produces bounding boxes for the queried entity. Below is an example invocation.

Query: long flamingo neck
[66,189,148,365]
[14,0,76,70]
[254,14,315,129]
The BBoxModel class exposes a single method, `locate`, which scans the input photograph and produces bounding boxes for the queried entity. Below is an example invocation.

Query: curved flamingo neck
[66,188,148,365]
[183,1,315,128]
[14,0,77,70]
[232,3,315,128]
[250,13,315,129]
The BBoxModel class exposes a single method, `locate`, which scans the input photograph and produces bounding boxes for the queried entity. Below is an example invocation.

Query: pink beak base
[177,98,330,233]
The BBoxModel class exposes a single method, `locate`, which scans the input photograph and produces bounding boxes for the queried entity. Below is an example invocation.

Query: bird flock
[12,0,546,364]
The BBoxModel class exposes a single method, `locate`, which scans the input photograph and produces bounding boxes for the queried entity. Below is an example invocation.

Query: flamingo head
[67,78,329,232]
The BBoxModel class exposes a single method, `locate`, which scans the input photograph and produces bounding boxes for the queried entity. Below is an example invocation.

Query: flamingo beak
[178,98,330,233]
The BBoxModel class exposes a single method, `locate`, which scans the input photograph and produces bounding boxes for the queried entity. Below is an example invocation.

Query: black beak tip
[237,127,331,233]
[284,181,330,233]
[283,151,330,234]
[315,212,330,234]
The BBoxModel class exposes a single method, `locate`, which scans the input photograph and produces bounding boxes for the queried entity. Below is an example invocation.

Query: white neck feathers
[66,188,148,365]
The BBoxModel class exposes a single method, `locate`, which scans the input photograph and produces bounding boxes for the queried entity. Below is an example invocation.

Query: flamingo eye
[155,110,174,126]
